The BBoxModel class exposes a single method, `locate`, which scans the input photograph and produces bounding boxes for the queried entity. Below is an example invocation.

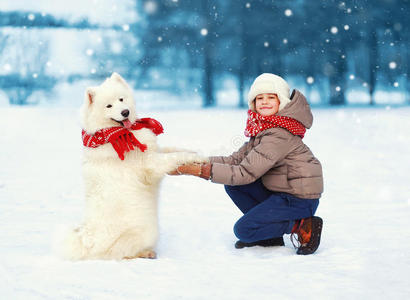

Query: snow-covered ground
[0,106,409,299]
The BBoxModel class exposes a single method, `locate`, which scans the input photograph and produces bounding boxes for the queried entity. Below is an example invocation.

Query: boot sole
[235,238,285,249]
[296,216,323,255]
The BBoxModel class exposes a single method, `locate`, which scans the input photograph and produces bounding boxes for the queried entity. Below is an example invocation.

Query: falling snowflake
[344,25,350,30]
[335,86,341,92]
[264,42,269,47]
[331,26,338,34]
[3,64,11,72]
[90,68,96,74]
[283,38,288,44]
[200,28,208,36]
[157,36,163,42]
[144,1,157,14]
[389,61,397,69]
[306,77,314,84]
[111,41,123,54]
[394,23,402,31]
[284,9,293,17]
[32,73,38,79]
[122,24,130,31]
[86,49,94,56]
[394,82,399,87]
[246,3,251,8]
[28,14,35,21]
[349,74,355,80]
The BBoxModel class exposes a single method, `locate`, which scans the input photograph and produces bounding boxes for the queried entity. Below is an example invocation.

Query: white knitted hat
[247,73,292,112]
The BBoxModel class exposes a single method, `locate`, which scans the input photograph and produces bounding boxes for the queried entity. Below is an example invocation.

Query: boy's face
[255,93,280,116]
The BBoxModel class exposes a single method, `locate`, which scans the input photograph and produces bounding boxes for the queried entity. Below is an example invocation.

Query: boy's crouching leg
[233,217,285,248]
[233,216,255,243]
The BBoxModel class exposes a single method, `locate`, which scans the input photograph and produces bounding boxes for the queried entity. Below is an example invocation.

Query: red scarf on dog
[82,118,164,160]
[245,110,306,138]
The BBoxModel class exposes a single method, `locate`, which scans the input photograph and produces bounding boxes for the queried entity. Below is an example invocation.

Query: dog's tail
[53,225,91,261]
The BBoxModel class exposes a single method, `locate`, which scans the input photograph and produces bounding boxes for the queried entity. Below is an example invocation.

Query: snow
[1,106,410,299]
[284,9,293,17]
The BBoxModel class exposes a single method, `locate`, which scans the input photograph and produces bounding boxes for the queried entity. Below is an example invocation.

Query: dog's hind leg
[104,227,158,260]
[123,249,157,260]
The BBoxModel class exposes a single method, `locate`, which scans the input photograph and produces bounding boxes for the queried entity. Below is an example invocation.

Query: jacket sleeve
[210,131,292,186]
[209,141,249,165]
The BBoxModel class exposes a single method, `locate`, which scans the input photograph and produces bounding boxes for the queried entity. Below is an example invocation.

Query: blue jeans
[225,179,319,243]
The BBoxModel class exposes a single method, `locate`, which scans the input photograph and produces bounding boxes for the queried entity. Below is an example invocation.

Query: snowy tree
[0,27,55,105]
[344,0,409,104]
[136,0,213,104]
[219,0,296,107]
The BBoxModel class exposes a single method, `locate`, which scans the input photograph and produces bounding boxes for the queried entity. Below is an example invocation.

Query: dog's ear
[85,87,96,105]
[110,72,127,86]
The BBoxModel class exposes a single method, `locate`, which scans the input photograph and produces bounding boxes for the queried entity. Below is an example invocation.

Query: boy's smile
[255,93,280,116]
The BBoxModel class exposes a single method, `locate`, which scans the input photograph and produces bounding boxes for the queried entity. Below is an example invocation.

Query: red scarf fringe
[82,118,164,160]
[244,110,306,138]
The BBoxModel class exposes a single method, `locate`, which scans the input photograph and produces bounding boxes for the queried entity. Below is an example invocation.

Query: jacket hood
[276,89,313,129]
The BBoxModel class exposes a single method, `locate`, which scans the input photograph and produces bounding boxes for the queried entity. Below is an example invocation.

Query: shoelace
[290,233,300,249]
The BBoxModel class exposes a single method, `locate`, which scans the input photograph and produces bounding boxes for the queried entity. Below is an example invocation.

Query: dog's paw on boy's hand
[167,168,180,175]
[167,164,202,176]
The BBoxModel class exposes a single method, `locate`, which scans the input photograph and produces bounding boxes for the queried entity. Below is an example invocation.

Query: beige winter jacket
[209,90,323,199]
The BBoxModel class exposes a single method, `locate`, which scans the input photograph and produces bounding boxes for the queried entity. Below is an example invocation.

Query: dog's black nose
[121,109,129,117]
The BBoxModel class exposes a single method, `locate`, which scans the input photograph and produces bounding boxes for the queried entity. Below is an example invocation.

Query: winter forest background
[0,0,409,108]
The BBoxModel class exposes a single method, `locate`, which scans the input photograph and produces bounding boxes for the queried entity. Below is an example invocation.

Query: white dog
[62,72,206,260]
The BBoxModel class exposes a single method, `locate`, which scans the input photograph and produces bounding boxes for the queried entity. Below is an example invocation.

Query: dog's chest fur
[82,128,161,207]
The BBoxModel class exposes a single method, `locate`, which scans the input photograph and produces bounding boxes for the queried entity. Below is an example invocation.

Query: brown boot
[291,216,323,255]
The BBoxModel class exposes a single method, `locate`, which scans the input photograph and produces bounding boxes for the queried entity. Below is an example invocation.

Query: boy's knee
[233,218,254,242]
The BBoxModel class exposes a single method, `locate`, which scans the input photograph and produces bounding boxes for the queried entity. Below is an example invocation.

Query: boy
[170,73,323,255]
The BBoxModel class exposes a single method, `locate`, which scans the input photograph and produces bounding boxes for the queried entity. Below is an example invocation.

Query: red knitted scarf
[244,110,306,138]
[82,118,164,160]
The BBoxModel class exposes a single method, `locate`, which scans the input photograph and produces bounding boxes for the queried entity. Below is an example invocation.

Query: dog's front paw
[181,153,209,164]
[124,249,157,260]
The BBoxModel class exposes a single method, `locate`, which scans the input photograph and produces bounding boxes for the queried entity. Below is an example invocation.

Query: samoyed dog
[62,72,206,260]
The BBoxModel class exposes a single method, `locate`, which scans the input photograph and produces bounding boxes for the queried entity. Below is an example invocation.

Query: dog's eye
[119,98,123,102]
[106,104,112,108]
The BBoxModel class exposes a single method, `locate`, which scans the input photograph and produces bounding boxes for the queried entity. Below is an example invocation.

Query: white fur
[62,73,207,260]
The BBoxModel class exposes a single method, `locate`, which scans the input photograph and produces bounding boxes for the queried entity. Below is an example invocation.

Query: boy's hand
[168,163,201,176]
[168,163,211,180]
[167,169,180,175]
